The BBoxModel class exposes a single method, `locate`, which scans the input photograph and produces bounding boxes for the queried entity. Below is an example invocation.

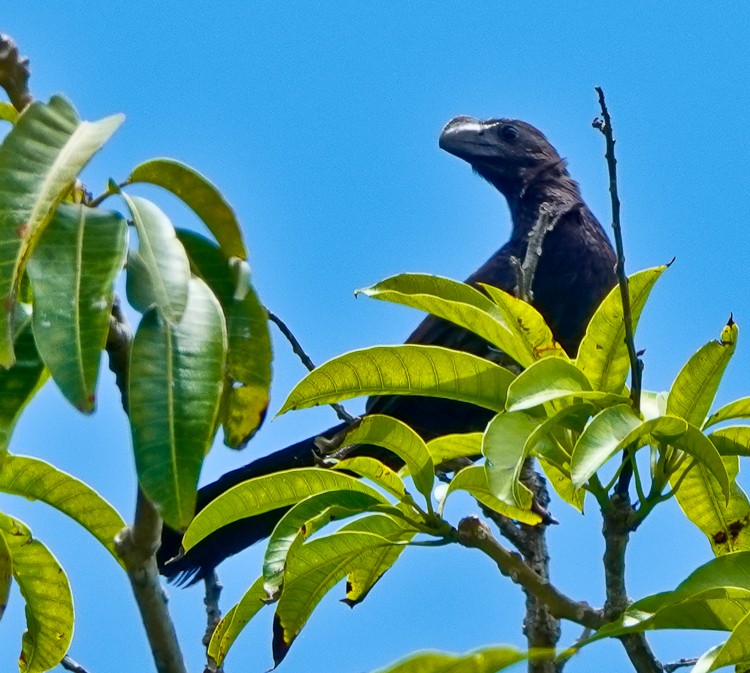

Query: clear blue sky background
[2,4,750,672]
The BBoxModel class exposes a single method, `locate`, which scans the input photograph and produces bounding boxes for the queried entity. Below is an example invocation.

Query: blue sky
[2,4,750,672]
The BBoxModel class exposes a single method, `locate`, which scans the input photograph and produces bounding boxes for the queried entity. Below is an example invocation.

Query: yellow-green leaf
[129,158,246,259]
[667,318,738,428]
[332,456,407,499]
[705,397,750,430]
[26,204,127,413]
[0,453,125,565]
[334,415,434,502]
[482,411,539,509]
[357,273,529,366]
[0,95,123,365]
[129,277,226,529]
[372,647,525,673]
[207,575,267,666]
[182,468,384,552]
[0,528,10,621]
[0,102,18,124]
[426,433,482,465]
[0,513,73,673]
[481,282,566,363]
[441,465,542,524]
[576,266,666,392]
[278,345,514,415]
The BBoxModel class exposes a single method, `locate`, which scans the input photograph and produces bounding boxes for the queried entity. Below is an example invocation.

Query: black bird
[158,116,617,584]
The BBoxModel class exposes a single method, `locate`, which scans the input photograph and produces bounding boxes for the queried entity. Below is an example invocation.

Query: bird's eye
[500,125,518,141]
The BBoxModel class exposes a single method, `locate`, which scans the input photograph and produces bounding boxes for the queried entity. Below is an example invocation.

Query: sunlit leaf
[371,646,525,673]
[27,203,127,413]
[332,415,434,502]
[576,266,666,392]
[332,456,407,499]
[506,357,626,412]
[538,458,585,512]
[0,325,47,450]
[177,230,271,448]
[705,398,750,430]
[278,345,514,415]
[709,427,750,456]
[263,489,389,600]
[357,273,530,366]
[129,158,246,259]
[182,468,385,552]
[0,513,73,673]
[672,454,750,555]
[273,515,411,665]
[481,282,565,363]
[0,528,10,621]
[525,403,596,469]
[120,193,190,322]
[0,102,18,124]
[441,465,542,525]
[667,318,738,427]
[207,575,267,666]
[0,95,123,365]
[691,613,750,673]
[0,453,125,565]
[427,433,482,465]
[129,277,226,528]
[482,411,539,509]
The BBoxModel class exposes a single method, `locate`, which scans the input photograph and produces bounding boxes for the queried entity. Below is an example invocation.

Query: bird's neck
[506,164,584,239]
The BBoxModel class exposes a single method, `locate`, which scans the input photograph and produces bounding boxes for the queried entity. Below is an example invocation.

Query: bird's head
[439,116,566,198]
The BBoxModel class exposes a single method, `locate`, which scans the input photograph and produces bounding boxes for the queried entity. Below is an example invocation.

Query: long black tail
[157,422,348,585]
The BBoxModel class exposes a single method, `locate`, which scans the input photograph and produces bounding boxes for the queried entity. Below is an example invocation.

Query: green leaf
[569,405,643,488]
[441,465,542,524]
[0,453,126,565]
[26,204,127,413]
[705,397,750,430]
[278,345,514,415]
[0,325,48,450]
[0,513,73,673]
[338,513,415,606]
[539,457,585,512]
[177,230,272,448]
[672,454,750,555]
[667,319,738,427]
[482,411,539,509]
[576,266,666,391]
[0,102,18,124]
[526,403,596,469]
[709,426,750,456]
[129,158,246,259]
[333,415,434,502]
[357,273,530,367]
[691,612,750,672]
[120,193,190,322]
[371,646,525,673]
[0,528,10,621]
[207,575,267,666]
[263,489,387,600]
[273,515,411,665]
[332,456,407,499]
[182,468,385,551]
[480,282,566,363]
[0,95,123,365]
[129,276,226,528]
[427,433,482,464]
[506,356,626,412]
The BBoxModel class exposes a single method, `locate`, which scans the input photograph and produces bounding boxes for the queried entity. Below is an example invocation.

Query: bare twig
[664,658,699,673]
[202,571,223,648]
[266,308,355,423]
[0,34,32,111]
[61,655,91,673]
[457,516,603,630]
[593,88,642,497]
[107,298,187,673]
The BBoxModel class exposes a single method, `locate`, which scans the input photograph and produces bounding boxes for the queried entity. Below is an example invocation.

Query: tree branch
[0,34,33,111]
[266,308,355,424]
[61,655,91,673]
[107,297,187,673]
[457,516,602,630]
[593,88,643,496]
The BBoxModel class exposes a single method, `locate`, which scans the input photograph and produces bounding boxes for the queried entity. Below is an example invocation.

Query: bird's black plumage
[158,116,617,584]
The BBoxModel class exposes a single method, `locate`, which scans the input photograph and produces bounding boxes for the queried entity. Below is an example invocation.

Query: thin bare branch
[0,34,32,111]
[267,308,355,423]
[61,655,91,673]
